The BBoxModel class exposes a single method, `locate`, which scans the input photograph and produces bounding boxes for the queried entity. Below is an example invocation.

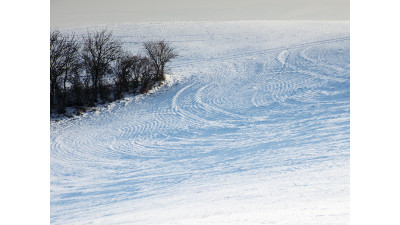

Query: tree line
[50,29,178,114]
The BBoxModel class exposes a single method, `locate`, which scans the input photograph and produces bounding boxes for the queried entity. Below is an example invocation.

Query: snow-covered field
[51,21,350,224]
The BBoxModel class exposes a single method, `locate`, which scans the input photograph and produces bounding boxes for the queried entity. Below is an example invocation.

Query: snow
[51,21,350,224]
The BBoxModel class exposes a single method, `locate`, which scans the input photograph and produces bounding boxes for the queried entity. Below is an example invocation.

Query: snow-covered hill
[51,21,350,224]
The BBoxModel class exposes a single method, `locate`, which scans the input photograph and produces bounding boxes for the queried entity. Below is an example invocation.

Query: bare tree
[114,52,161,97]
[50,30,82,112]
[60,33,81,109]
[129,55,142,93]
[82,29,122,104]
[127,55,153,93]
[114,52,136,99]
[143,40,178,81]
[70,67,84,107]
[138,57,157,93]
[50,30,67,109]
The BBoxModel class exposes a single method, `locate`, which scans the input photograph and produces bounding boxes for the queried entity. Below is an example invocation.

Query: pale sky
[51,0,349,27]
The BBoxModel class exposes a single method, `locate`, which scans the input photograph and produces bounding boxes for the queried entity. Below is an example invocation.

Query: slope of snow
[51,21,350,224]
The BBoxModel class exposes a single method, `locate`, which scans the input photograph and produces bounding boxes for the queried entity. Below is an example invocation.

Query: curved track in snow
[51,21,350,225]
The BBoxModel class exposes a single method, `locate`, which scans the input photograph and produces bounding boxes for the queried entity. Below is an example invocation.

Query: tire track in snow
[171,83,224,127]
[194,82,248,122]
[170,36,349,68]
